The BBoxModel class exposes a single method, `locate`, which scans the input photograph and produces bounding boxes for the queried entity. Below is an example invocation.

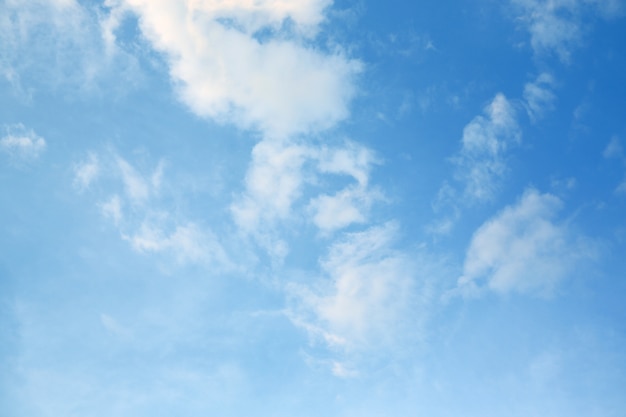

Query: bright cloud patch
[232,139,380,241]
[457,188,595,296]
[111,0,361,138]
[309,186,373,232]
[231,140,311,234]
[289,223,420,350]
[453,93,520,202]
[0,124,46,161]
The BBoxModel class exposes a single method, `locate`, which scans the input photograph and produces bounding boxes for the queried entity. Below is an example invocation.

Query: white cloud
[231,140,311,234]
[523,73,556,121]
[0,124,46,161]
[101,194,123,226]
[0,0,137,92]
[309,142,381,232]
[511,0,624,62]
[112,0,361,138]
[452,93,521,202]
[75,150,233,269]
[457,188,595,296]
[289,223,425,351]
[317,141,378,187]
[232,139,380,242]
[309,185,380,232]
[73,152,100,190]
[124,222,232,267]
[116,156,156,204]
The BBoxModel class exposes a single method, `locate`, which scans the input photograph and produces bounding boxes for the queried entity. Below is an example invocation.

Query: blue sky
[1,0,626,415]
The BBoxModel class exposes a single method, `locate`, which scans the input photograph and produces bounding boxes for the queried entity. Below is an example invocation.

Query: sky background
[1,0,626,416]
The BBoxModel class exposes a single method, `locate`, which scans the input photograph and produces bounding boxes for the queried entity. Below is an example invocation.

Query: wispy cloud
[73,152,100,191]
[101,194,123,226]
[0,124,46,161]
[0,0,137,93]
[523,72,556,121]
[604,136,623,159]
[123,222,232,268]
[511,0,624,62]
[116,156,153,204]
[456,188,595,297]
[453,93,521,203]
[75,150,233,269]
[603,136,626,194]
[288,222,431,352]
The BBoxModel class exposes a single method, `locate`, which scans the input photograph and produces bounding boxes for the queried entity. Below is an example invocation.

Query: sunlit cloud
[456,188,596,296]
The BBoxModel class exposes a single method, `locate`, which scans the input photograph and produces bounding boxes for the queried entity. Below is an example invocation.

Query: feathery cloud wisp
[0,124,46,161]
[453,93,521,203]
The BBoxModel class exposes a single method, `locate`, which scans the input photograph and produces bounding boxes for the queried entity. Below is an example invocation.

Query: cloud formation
[74,150,232,269]
[457,188,594,296]
[289,223,423,351]
[73,152,100,191]
[0,124,46,161]
[123,222,232,267]
[109,0,361,138]
[511,0,624,62]
[523,72,556,121]
[230,139,380,255]
[0,0,136,93]
[453,93,521,202]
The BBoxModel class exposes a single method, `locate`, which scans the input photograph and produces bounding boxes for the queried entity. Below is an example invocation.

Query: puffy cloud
[288,223,424,350]
[317,142,378,187]
[309,188,366,232]
[0,124,46,161]
[230,139,311,243]
[309,143,381,232]
[523,73,556,121]
[111,0,361,138]
[457,188,595,296]
[232,139,380,237]
[309,185,380,232]
[453,93,521,202]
